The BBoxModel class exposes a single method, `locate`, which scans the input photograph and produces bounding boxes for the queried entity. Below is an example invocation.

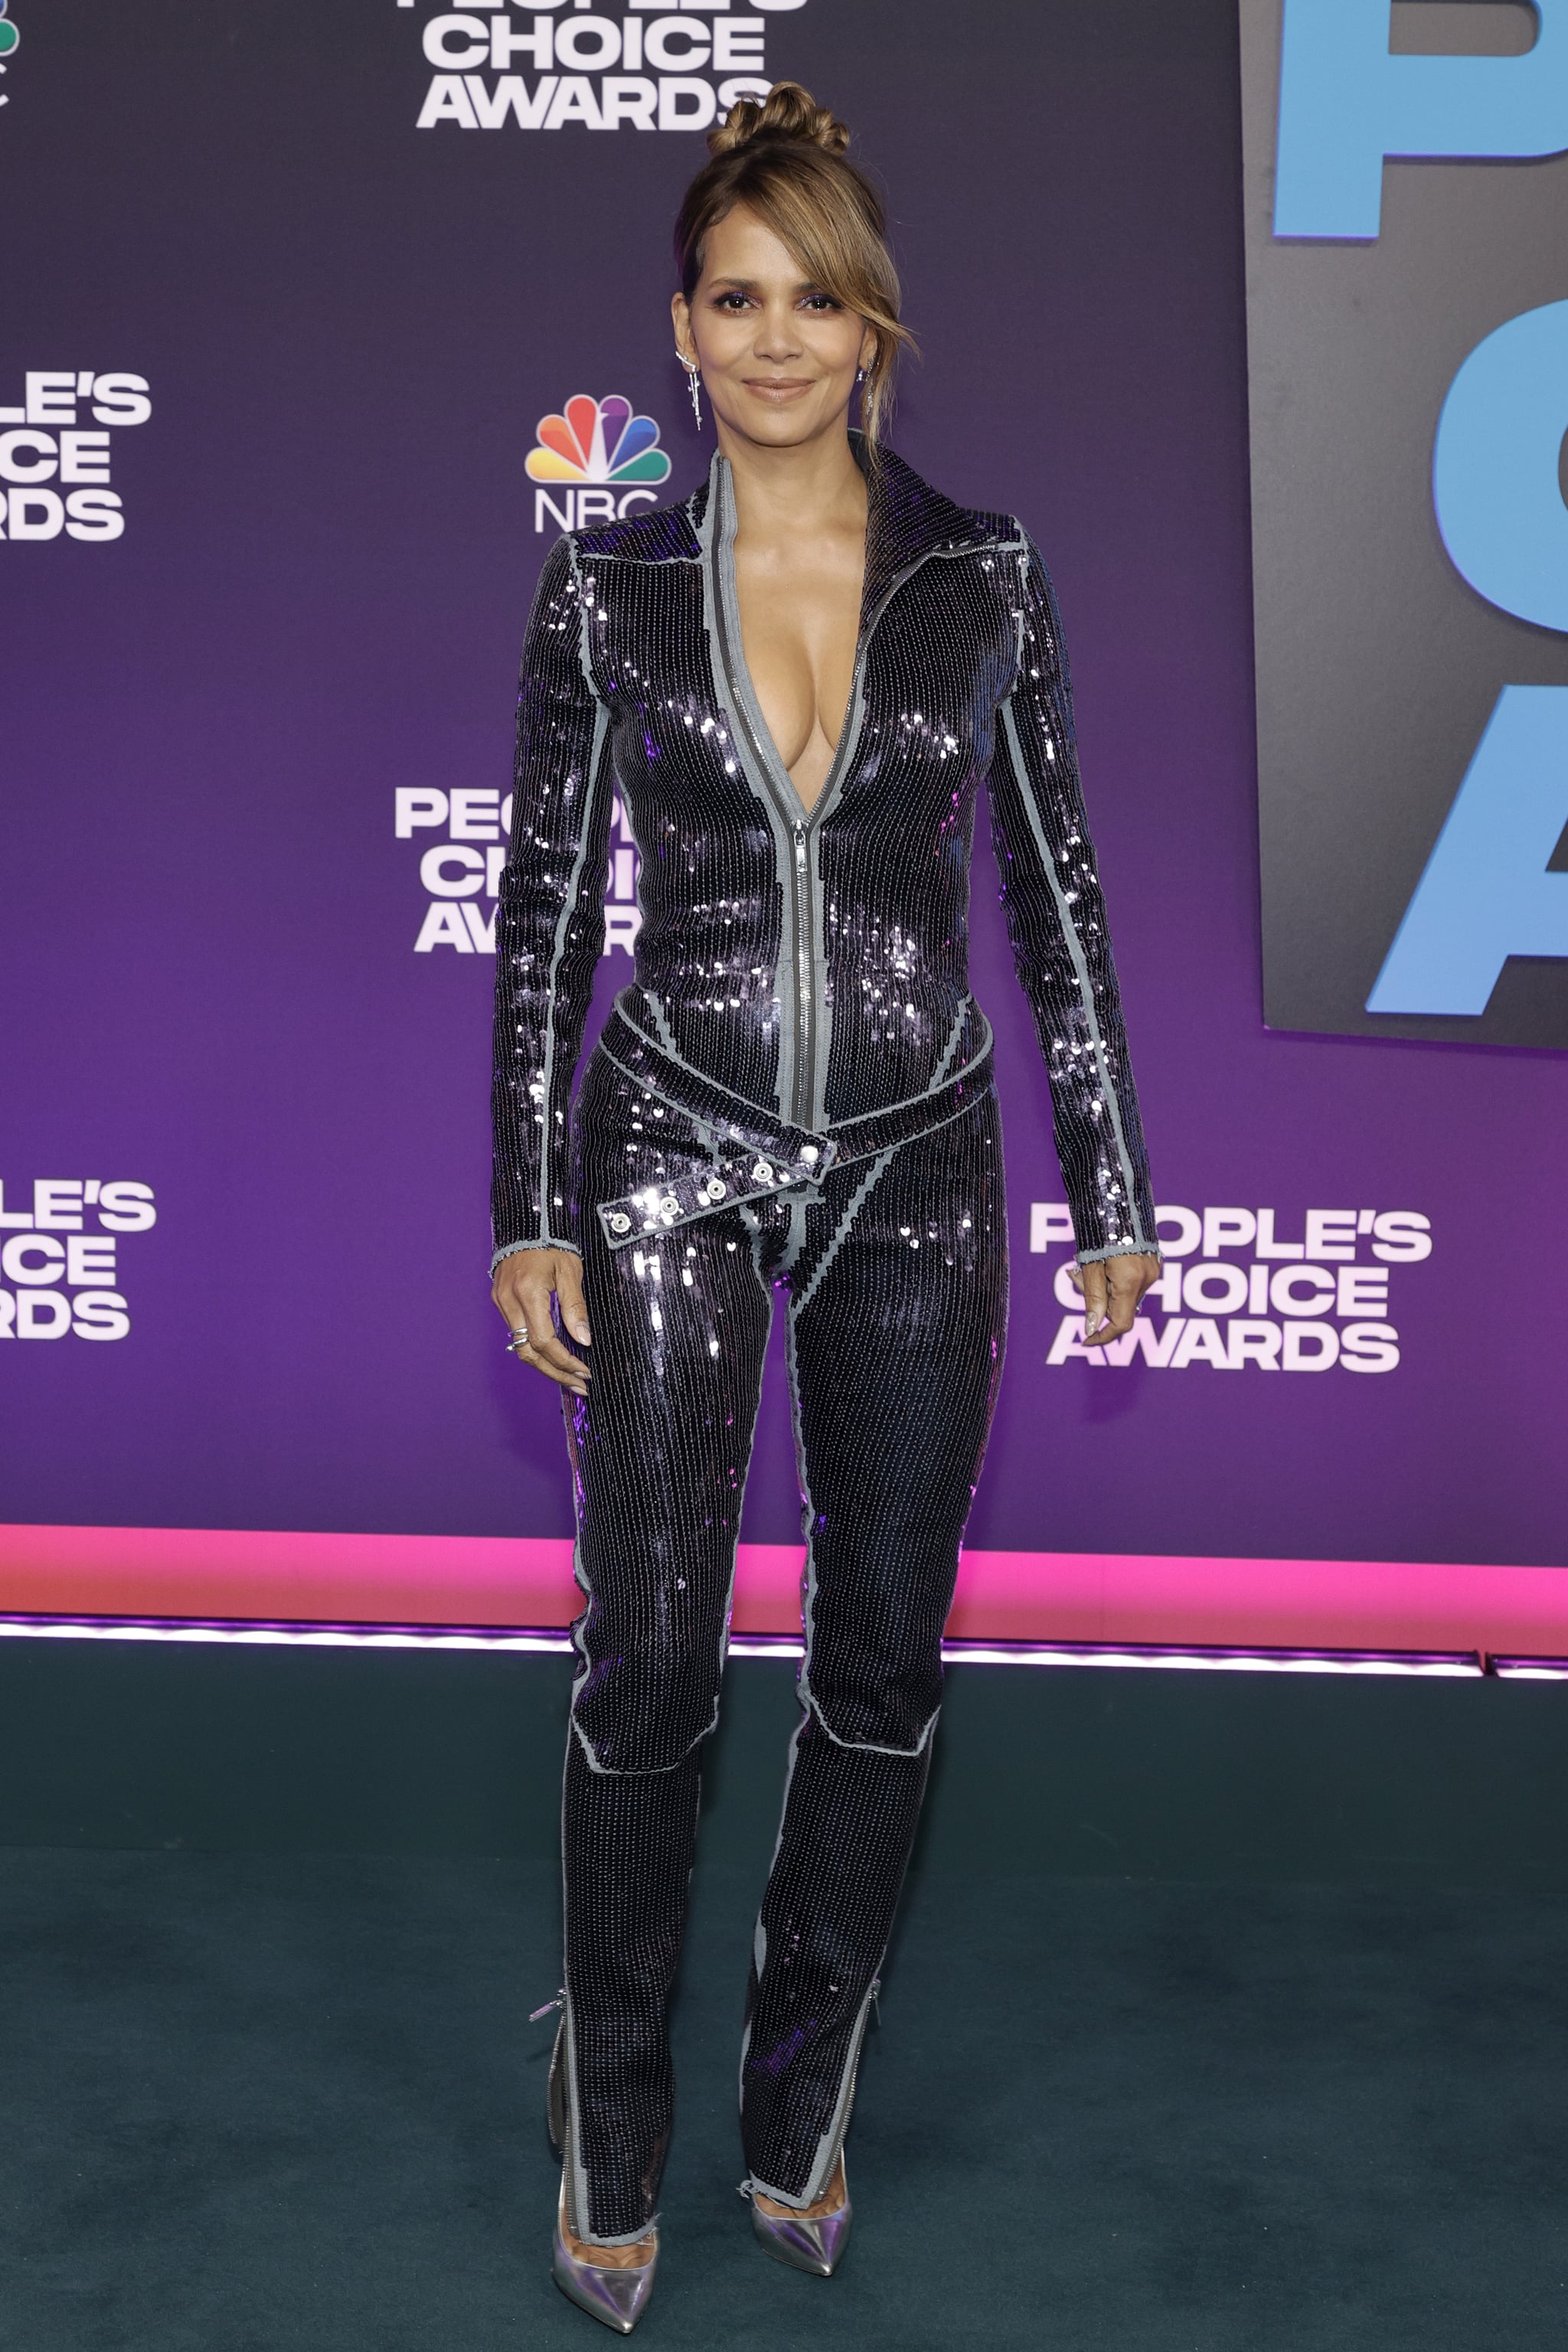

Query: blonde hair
[675,83,915,452]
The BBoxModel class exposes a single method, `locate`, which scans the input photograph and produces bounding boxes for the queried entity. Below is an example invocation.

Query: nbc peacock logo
[527,394,672,532]
[0,2,19,91]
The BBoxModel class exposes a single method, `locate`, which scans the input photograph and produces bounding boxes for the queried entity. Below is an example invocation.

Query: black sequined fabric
[492,442,1155,1272]
[492,442,1155,2243]
[561,1063,1007,2239]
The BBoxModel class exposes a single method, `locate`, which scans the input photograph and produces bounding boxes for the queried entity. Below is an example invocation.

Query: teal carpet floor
[5,1843,1568,2350]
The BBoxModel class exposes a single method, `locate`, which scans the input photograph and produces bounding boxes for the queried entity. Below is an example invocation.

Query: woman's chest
[583,555,1015,810]
[731,539,864,794]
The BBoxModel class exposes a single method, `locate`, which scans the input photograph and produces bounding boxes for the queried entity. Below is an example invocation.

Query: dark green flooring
[5,1643,1568,2346]
[6,1844,1568,2350]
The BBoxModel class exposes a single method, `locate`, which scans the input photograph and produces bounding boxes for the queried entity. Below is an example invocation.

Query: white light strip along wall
[0,1616,1495,1676]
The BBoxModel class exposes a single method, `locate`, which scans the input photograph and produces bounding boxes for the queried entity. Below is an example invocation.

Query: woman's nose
[753,308,803,360]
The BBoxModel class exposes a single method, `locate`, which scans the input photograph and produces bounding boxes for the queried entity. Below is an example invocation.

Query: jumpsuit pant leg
[559,1055,1007,2239]
[739,1088,1008,2203]
[559,1053,774,2244]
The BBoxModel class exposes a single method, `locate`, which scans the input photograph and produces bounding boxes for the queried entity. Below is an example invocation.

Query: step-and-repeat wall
[3,0,1563,1648]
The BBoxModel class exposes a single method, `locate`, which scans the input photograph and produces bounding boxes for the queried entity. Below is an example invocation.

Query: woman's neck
[715,420,868,546]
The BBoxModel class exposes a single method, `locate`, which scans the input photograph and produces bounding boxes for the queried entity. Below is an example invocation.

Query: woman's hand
[492,1247,593,1397]
[1070,1252,1161,1348]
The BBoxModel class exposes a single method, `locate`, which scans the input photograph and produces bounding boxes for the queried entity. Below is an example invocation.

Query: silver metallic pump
[750,2161,854,2277]
[547,2015,658,2334]
[552,2188,658,2336]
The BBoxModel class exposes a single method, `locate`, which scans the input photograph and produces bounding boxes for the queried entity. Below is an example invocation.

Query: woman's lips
[744,377,815,401]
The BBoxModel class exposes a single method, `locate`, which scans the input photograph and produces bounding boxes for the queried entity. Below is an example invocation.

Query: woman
[491,83,1159,2332]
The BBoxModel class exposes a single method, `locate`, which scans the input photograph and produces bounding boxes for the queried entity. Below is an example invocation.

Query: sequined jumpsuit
[492,443,1156,2244]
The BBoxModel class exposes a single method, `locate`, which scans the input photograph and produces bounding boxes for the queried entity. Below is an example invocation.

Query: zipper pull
[529,1988,566,2023]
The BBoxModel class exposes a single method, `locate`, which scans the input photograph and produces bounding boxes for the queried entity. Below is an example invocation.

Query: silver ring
[510,1325,531,1343]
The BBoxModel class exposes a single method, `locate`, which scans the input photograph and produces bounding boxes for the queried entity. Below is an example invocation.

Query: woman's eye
[714,292,751,311]
[802,295,838,312]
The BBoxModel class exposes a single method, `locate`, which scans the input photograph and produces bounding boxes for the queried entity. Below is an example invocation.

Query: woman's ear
[671,289,694,368]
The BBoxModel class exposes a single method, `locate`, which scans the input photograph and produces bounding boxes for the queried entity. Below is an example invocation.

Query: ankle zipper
[817,1975,880,2192]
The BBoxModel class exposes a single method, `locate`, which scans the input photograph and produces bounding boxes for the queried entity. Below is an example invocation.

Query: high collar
[691,434,1005,631]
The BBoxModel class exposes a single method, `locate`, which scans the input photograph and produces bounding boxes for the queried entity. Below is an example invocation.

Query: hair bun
[707,81,851,161]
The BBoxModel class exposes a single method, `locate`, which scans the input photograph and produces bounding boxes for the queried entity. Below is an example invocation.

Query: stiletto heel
[541,1997,658,2332]
[748,2158,853,2277]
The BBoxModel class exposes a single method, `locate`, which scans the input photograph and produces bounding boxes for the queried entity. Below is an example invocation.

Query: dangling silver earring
[680,355,702,430]
[856,367,866,385]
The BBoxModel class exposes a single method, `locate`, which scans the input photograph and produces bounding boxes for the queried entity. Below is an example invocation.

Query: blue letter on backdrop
[1275,0,1568,239]
[1367,688,1568,1013]
[1433,299,1568,632]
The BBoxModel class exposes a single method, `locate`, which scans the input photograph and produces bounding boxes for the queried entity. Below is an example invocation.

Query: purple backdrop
[2,0,1562,1602]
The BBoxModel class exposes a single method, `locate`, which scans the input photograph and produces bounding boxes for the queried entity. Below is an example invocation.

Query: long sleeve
[490,537,615,1267]
[986,529,1158,1263]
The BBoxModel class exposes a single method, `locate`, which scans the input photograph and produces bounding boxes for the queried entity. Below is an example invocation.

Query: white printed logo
[1033,1202,1432,1375]
[0,371,151,544]
[528,393,671,534]
[0,1178,156,1342]
[395,785,642,956]
[403,2,804,136]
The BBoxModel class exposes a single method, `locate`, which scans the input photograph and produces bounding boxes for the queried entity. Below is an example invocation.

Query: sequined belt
[592,1000,995,1252]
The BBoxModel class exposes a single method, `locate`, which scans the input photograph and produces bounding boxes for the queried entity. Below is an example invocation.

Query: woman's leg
[560,1070,776,2244]
[739,1094,1009,2206]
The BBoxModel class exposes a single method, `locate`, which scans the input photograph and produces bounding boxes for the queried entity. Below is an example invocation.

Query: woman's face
[672,204,874,454]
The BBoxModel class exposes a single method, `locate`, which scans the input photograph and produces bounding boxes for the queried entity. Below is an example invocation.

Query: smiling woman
[487,80,1161,2330]
[672,84,914,452]
[666,94,917,813]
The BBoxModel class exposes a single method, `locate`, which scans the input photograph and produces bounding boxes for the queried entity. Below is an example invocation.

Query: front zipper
[709,460,998,1134]
[792,822,815,1130]
[712,564,865,1133]
[707,507,814,1129]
